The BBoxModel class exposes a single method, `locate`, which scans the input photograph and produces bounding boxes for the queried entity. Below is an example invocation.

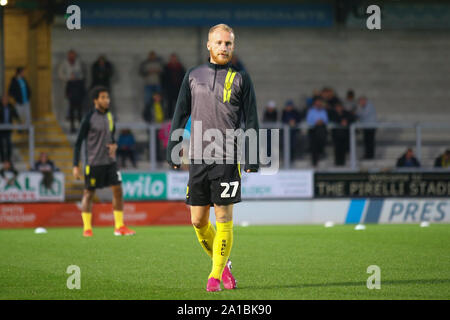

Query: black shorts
[84,163,122,190]
[186,162,242,206]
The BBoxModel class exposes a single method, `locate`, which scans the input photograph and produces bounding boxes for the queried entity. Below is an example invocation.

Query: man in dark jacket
[282,100,302,161]
[434,149,450,168]
[33,152,59,190]
[166,24,259,292]
[396,148,421,168]
[8,67,31,126]
[329,103,355,166]
[0,94,21,162]
[91,55,114,89]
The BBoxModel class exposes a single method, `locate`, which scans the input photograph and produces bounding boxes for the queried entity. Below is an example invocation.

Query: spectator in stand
[91,55,115,115]
[58,50,86,133]
[356,96,377,159]
[0,160,18,187]
[329,103,355,166]
[306,97,329,167]
[117,129,137,169]
[143,92,165,124]
[162,53,185,119]
[396,148,421,168]
[321,87,341,111]
[434,149,450,168]
[33,152,59,190]
[282,100,302,161]
[158,121,171,162]
[263,100,278,157]
[140,51,164,112]
[8,67,32,126]
[34,152,58,172]
[0,94,21,163]
[263,100,278,123]
[343,89,357,113]
[231,55,245,72]
[91,55,114,90]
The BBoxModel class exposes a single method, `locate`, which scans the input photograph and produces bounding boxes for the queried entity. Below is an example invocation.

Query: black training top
[73,108,116,167]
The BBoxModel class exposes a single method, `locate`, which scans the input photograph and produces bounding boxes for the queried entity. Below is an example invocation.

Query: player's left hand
[107,143,118,158]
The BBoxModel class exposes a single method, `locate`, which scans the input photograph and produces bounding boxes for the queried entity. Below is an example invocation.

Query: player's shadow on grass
[244,279,450,290]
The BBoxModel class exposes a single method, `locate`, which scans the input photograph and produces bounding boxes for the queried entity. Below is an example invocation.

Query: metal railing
[3,121,448,172]
[0,124,34,169]
[113,121,450,171]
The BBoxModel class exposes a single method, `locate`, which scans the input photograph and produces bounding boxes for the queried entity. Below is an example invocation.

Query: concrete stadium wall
[51,26,450,124]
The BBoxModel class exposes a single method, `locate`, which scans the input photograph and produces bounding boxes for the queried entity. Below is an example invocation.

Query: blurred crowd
[263,87,377,167]
[1,50,449,171]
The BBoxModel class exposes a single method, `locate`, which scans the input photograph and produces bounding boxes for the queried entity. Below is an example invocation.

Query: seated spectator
[263,100,278,123]
[0,160,18,187]
[281,100,302,161]
[305,89,321,109]
[117,129,137,169]
[356,96,377,159]
[33,152,59,189]
[8,67,32,126]
[143,92,165,124]
[434,149,450,168]
[263,100,278,157]
[0,94,21,162]
[306,97,328,166]
[329,103,355,166]
[396,148,421,168]
[58,50,86,133]
[34,152,58,172]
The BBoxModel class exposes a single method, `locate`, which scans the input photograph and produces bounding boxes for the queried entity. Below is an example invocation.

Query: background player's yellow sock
[193,221,216,258]
[209,220,233,280]
[81,212,92,231]
[113,210,124,229]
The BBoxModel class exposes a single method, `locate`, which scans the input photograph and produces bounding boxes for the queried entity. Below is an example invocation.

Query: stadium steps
[11,114,90,202]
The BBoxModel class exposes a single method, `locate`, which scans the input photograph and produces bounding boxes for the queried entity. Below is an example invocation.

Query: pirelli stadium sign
[315,172,450,198]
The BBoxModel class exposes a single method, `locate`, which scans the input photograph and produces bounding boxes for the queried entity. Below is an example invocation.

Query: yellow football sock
[81,212,92,231]
[193,221,216,258]
[209,220,233,280]
[113,210,124,229]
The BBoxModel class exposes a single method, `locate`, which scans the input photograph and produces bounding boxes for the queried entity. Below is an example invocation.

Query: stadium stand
[3,8,450,199]
[48,28,450,172]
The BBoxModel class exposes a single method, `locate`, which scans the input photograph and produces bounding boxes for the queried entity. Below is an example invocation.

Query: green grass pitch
[0,224,449,300]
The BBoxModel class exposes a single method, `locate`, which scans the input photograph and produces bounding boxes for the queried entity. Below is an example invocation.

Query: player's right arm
[72,113,91,179]
[166,69,192,169]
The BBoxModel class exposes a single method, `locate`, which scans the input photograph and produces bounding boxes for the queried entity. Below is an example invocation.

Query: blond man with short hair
[167,24,260,292]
